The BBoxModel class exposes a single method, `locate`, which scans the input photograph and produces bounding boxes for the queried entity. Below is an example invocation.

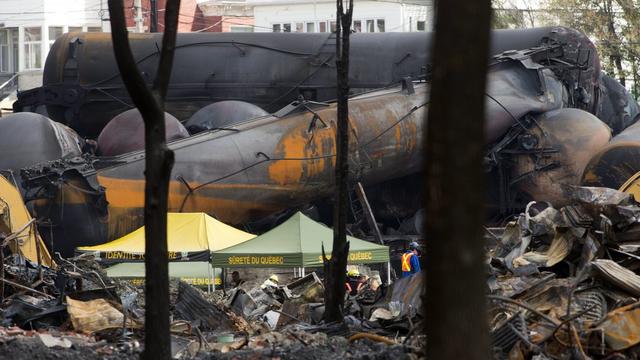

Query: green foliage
[492,0,640,98]
[492,0,532,28]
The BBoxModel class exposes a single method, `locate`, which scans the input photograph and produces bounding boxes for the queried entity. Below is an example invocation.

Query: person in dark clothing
[231,271,245,287]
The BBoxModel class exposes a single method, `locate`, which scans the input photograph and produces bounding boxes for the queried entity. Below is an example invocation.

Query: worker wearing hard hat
[401,242,421,278]
[261,274,279,290]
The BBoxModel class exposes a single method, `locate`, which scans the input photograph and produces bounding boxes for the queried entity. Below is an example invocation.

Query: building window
[377,19,385,32]
[0,31,8,73]
[230,26,252,33]
[11,30,17,72]
[330,21,337,33]
[68,26,83,33]
[353,20,362,32]
[319,22,327,32]
[417,21,426,31]
[273,23,292,32]
[87,26,102,32]
[306,22,315,32]
[48,27,63,48]
[24,27,42,70]
[295,23,303,32]
[366,20,374,32]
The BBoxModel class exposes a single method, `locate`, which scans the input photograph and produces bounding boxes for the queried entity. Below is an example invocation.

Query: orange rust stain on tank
[98,175,307,209]
[99,176,292,238]
[267,117,336,185]
[394,124,403,152]
[404,118,419,152]
[306,120,337,177]
[267,125,307,185]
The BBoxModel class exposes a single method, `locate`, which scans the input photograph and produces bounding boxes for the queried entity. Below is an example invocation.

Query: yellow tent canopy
[77,212,255,264]
[0,174,54,267]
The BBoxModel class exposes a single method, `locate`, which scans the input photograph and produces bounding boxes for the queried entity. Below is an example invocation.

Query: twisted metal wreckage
[1,27,639,255]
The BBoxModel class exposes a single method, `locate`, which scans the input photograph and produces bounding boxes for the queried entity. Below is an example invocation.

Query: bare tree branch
[108,0,159,117]
[108,1,180,359]
[152,0,180,101]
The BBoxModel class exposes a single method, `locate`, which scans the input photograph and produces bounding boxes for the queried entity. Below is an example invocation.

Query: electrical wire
[176,96,427,210]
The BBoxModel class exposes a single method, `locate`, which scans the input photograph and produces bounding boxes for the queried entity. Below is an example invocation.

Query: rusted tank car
[12,26,639,255]
[22,83,427,255]
[15,27,604,138]
[582,121,640,190]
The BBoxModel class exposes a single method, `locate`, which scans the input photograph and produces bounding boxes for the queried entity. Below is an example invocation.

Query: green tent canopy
[210,212,390,268]
[105,262,222,287]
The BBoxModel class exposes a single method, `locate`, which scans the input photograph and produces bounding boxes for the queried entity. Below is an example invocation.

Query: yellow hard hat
[269,274,279,283]
[347,269,360,277]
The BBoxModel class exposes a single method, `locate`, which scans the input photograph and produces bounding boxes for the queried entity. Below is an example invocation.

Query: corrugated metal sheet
[592,259,640,297]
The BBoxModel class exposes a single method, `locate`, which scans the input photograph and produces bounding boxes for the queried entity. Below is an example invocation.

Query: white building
[0,0,106,75]
[252,0,433,33]
[198,0,433,33]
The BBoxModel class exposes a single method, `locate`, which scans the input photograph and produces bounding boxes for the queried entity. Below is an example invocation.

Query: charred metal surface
[509,108,611,206]
[14,26,640,252]
[185,101,269,134]
[0,113,83,174]
[96,109,189,156]
[16,32,429,138]
[14,27,609,138]
[20,156,108,255]
[597,74,640,134]
[22,84,427,254]
[582,120,640,190]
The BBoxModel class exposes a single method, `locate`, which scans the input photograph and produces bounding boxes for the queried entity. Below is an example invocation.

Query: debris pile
[487,186,640,359]
[0,247,423,359]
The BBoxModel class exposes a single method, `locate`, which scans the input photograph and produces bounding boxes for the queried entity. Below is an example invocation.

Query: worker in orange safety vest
[401,242,421,278]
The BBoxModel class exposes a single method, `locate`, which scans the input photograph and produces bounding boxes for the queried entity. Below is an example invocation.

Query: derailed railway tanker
[14,27,624,138]
[4,27,640,255]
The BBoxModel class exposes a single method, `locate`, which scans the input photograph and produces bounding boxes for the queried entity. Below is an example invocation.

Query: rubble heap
[0,249,423,359]
[488,186,640,359]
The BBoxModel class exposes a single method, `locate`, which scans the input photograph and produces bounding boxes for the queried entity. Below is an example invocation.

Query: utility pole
[323,0,353,324]
[150,0,159,33]
[108,0,181,358]
[424,0,492,359]
[134,0,144,32]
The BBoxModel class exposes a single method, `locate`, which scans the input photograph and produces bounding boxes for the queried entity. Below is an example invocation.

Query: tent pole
[387,261,391,284]
[208,263,213,293]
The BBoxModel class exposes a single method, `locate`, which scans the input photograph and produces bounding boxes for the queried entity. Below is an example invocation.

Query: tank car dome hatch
[185,101,269,134]
[97,108,189,156]
[0,112,83,171]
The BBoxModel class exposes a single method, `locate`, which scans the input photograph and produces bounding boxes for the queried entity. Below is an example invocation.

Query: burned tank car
[17,32,429,138]
[0,112,83,173]
[16,27,602,138]
[17,26,638,254]
[582,121,640,190]
[22,84,427,255]
[97,109,189,156]
[185,101,269,134]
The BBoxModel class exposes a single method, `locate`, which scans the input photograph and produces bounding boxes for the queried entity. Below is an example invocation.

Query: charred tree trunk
[604,0,625,87]
[150,0,159,33]
[108,1,180,359]
[323,0,353,324]
[424,0,491,359]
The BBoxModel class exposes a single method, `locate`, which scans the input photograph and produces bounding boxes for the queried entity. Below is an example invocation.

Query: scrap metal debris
[0,246,421,359]
[487,186,640,359]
